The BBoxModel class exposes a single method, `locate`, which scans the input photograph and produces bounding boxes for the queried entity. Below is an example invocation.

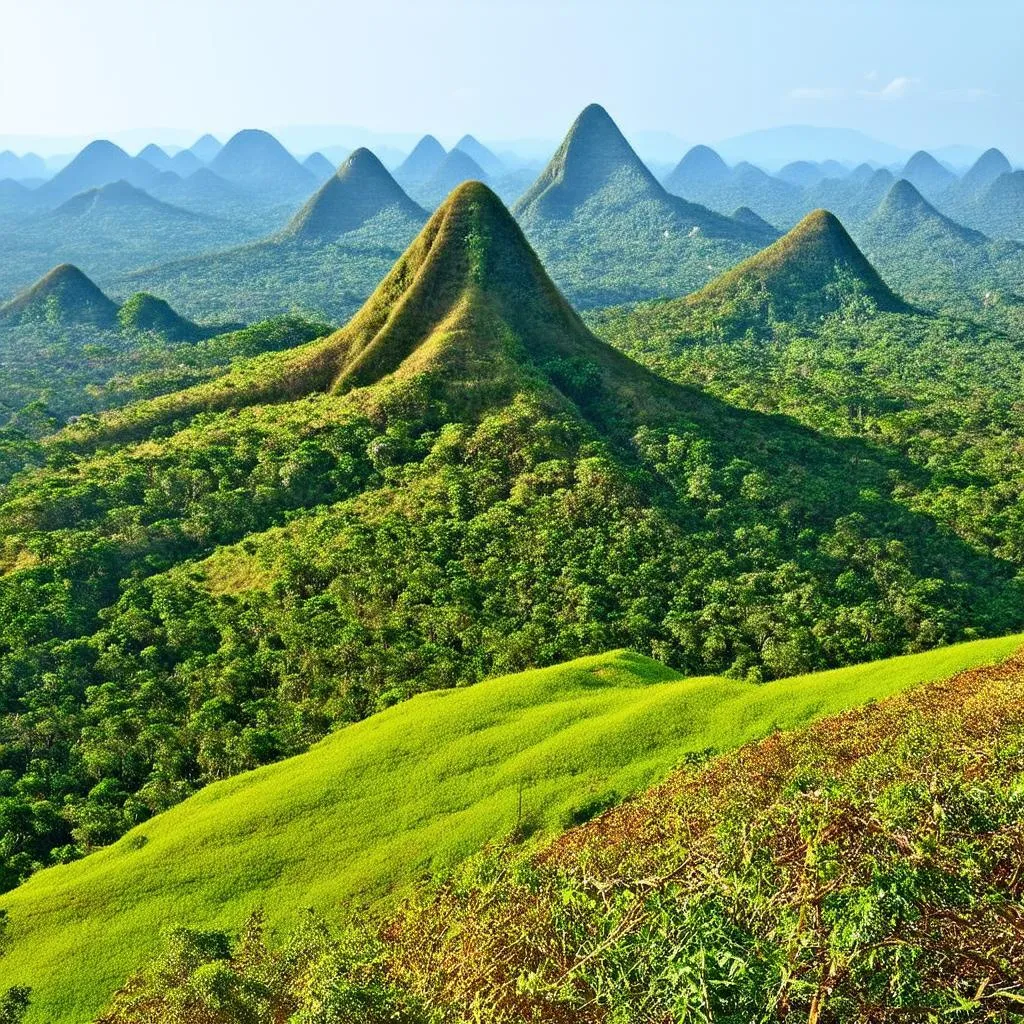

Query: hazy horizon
[1,0,1021,162]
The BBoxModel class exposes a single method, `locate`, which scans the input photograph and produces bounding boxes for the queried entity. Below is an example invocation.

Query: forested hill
[0,182,1020,910]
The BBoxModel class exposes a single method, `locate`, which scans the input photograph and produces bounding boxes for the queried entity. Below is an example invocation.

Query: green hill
[116,292,205,342]
[414,148,489,208]
[512,105,775,307]
[283,148,425,241]
[209,129,315,199]
[678,208,905,327]
[3,634,1021,1023]
[855,179,1024,322]
[0,262,118,328]
[249,642,1024,1024]
[900,149,956,199]
[2,182,1022,987]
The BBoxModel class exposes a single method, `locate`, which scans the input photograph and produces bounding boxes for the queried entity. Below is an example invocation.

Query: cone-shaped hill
[189,134,222,162]
[394,134,447,186]
[731,206,776,232]
[960,148,1012,195]
[284,148,426,241]
[415,148,490,208]
[965,170,1024,241]
[681,209,905,326]
[35,140,165,206]
[116,291,204,341]
[5,186,1023,1024]
[663,144,731,195]
[0,263,118,328]
[900,150,956,198]
[302,151,337,181]
[511,105,774,306]
[210,129,315,197]
[865,178,986,245]
[454,134,504,176]
[515,103,672,220]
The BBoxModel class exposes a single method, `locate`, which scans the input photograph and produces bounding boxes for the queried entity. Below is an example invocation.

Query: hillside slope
[4,635,1022,1023]
[2,184,1022,991]
[513,104,775,307]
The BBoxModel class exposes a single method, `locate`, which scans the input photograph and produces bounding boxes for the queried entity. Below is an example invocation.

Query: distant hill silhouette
[394,135,447,187]
[302,152,336,181]
[416,149,489,207]
[284,148,425,241]
[960,148,1012,195]
[210,130,315,197]
[454,134,504,176]
[35,140,166,206]
[663,145,730,195]
[900,151,956,199]
[189,134,223,162]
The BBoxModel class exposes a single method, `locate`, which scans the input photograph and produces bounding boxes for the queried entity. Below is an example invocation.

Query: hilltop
[4,636,1020,1023]
[512,104,774,306]
[34,140,165,206]
[0,262,118,328]
[301,150,336,180]
[960,147,1013,194]
[285,148,426,240]
[454,133,504,176]
[415,147,490,207]
[899,149,956,198]
[209,128,315,197]
[116,291,204,341]
[672,208,904,328]
[663,143,731,195]
[393,133,447,187]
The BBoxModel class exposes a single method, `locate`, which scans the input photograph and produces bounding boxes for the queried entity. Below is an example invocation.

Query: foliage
[96,649,1024,1023]
[3,639,1019,1023]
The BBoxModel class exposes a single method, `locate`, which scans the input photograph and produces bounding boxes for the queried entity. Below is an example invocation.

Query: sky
[0,0,1020,158]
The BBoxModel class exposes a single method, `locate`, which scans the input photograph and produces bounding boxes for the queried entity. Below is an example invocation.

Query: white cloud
[859,76,916,100]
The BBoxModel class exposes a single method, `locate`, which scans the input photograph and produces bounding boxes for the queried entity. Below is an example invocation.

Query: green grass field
[3,634,1023,1023]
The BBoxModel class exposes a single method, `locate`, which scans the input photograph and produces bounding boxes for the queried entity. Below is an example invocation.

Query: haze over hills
[209,128,316,198]
[33,140,166,206]
[413,147,490,207]
[899,150,957,199]
[513,104,776,306]
[454,133,504,176]
[392,133,447,187]
[188,133,222,162]
[302,150,337,181]
[284,147,425,240]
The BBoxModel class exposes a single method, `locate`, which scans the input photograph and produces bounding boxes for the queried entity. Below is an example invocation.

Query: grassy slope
[3,634,1022,1023]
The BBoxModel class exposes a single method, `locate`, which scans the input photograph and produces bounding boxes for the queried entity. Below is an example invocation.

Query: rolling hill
[0,180,254,301]
[4,635,1021,1023]
[188,133,222,162]
[513,104,776,306]
[288,643,1024,1024]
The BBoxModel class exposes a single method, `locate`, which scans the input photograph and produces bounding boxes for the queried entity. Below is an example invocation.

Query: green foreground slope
[3,634,1022,1023]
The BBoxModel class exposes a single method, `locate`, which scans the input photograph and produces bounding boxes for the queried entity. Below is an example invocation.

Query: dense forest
[2,94,1024,1024]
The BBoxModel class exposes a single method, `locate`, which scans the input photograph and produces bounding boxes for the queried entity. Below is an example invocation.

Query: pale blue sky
[1,0,1019,155]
